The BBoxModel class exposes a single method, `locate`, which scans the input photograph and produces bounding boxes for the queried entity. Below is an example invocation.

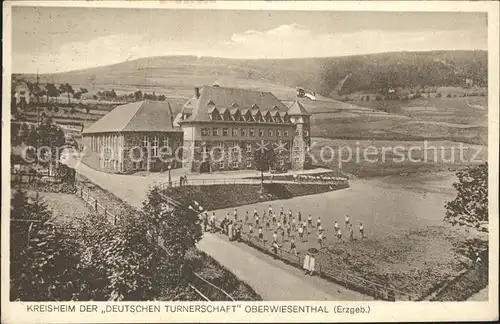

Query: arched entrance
[199,161,211,173]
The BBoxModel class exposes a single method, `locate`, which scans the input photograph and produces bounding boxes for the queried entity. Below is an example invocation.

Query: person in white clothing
[345,214,350,228]
[303,253,311,274]
[309,254,316,276]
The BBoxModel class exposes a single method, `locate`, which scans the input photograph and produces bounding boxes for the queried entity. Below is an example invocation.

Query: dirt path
[198,233,372,301]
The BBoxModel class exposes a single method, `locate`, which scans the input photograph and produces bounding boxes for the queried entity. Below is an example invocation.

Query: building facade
[81,100,183,173]
[178,86,311,172]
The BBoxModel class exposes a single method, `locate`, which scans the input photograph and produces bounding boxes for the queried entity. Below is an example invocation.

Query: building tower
[288,100,311,170]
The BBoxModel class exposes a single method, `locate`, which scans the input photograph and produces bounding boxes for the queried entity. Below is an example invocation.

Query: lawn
[208,172,485,299]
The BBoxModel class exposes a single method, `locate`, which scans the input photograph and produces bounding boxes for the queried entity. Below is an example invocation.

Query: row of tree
[23,81,88,104]
[10,186,203,301]
[93,90,167,102]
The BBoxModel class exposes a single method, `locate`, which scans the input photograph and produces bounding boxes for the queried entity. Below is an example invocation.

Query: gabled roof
[82,100,179,134]
[287,100,311,116]
[179,85,289,123]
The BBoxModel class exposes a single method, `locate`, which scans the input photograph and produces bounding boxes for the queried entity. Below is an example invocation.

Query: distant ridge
[15,50,487,98]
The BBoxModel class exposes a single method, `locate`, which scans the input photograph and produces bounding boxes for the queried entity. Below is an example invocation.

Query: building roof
[179,85,290,123]
[287,101,311,116]
[82,100,179,134]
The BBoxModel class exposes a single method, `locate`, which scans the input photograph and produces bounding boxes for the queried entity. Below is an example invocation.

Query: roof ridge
[121,100,146,131]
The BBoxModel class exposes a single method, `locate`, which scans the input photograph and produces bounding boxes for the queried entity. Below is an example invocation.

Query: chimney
[195,87,200,99]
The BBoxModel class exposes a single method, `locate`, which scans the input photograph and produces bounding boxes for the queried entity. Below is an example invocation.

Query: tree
[10,190,82,301]
[134,90,143,101]
[45,83,59,103]
[253,145,276,192]
[445,163,488,229]
[59,83,74,104]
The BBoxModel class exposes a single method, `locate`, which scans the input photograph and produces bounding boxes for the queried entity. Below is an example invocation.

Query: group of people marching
[201,204,367,256]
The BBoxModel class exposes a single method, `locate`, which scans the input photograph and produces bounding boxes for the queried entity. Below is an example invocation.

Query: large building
[81,86,312,174]
[81,100,183,173]
[177,86,311,172]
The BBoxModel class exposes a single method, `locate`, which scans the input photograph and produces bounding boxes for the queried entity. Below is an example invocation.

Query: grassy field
[308,96,487,145]
[309,137,488,178]
[208,172,486,299]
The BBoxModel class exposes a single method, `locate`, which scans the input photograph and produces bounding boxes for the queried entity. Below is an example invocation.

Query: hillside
[16,50,487,99]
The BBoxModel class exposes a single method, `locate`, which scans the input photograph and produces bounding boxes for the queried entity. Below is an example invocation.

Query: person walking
[298,211,302,222]
[228,221,234,241]
[317,231,324,248]
[288,209,293,222]
[272,241,279,257]
[298,224,304,242]
[286,223,291,238]
[308,214,313,228]
[276,220,281,232]
[318,224,324,233]
[253,208,258,217]
[255,213,259,227]
[349,224,354,241]
[183,175,188,185]
[272,231,278,244]
[290,238,297,256]
[245,211,249,224]
[334,220,339,233]
[292,217,297,231]
[233,208,238,221]
[249,224,254,237]
[345,214,350,228]
[303,221,308,235]
[359,222,364,239]
[268,204,273,217]
[265,215,270,230]
[337,228,342,243]
[316,216,321,229]
[210,212,217,232]
[272,211,277,224]
[258,226,263,240]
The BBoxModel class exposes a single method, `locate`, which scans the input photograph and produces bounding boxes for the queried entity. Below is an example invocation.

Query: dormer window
[232,102,239,108]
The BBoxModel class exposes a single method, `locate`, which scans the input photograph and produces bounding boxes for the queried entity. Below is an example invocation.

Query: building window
[152,136,159,157]
[162,136,169,148]
[294,157,300,163]
[277,130,282,137]
[293,144,300,151]
[241,128,248,137]
[246,161,252,168]
[249,128,255,137]
[232,143,240,152]
[246,144,252,153]
[142,136,149,147]
[223,128,229,136]
[232,161,238,168]
[215,142,223,149]
[304,130,309,137]
[295,129,300,136]
[268,129,273,137]
[284,130,289,136]
[259,129,264,137]
[219,161,224,169]
[232,128,238,136]
[212,128,220,136]
[201,128,210,136]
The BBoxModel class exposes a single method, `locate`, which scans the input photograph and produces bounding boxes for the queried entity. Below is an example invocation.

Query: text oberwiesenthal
[26,304,370,314]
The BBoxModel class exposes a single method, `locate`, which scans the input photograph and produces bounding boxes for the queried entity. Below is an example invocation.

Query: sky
[11,6,488,73]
